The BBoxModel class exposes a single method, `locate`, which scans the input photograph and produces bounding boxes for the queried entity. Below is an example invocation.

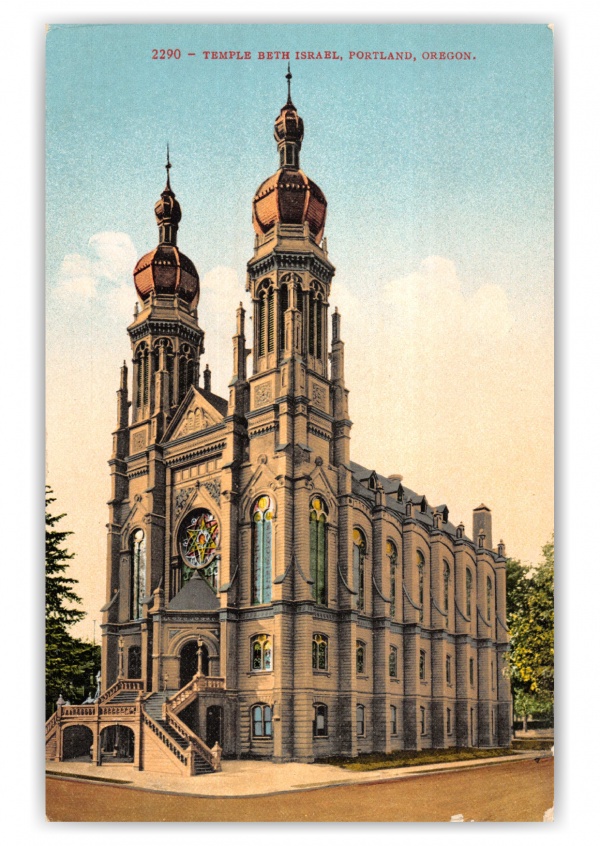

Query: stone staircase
[45,678,221,776]
[142,691,217,775]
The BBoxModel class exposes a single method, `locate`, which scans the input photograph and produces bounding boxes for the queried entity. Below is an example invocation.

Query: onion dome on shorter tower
[252,65,327,243]
[134,150,200,308]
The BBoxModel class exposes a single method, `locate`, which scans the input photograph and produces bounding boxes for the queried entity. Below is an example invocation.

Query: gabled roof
[161,385,228,443]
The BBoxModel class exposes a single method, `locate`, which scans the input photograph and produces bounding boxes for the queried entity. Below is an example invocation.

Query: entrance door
[206,705,223,748]
[179,641,209,688]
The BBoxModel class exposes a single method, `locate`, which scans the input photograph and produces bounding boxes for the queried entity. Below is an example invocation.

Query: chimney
[203,364,212,393]
[473,504,492,550]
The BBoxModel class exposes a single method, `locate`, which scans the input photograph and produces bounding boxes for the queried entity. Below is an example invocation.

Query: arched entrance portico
[100,725,135,762]
[179,640,209,687]
[63,725,93,760]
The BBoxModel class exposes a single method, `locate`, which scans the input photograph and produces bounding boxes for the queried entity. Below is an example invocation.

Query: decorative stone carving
[312,384,326,409]
[254,383,272,408]
[132,431,147,452]
[174,486,196,518]
[203,479,221,505]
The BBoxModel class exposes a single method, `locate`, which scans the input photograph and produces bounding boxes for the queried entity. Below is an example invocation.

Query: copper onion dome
[134,150,200,309]
[252,66,327,243]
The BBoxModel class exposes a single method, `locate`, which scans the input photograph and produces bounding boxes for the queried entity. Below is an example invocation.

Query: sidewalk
[46,750,547,798]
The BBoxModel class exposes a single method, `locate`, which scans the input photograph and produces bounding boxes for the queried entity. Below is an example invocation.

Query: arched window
[356,641,366,675]
[278,283,289,353]
[178,508,220,591]
[308,287,323,359]
[389,645,398,678]
[466,568,473,618]
[312,634,328,671]
[486,575,493,620]
[390,705,398,736]
[313,703,328,737]
[443,560,451,614]
[356,704,365,737]
[387,540,398,618]
[257,284,275,357]
[417,551,425,623]
[251,634,272,672]
[252,495,274,604]
[446,654,452,685]
[419,649,426,680]
[251,703,272,737]
[353,528,366,611]
[310,496,328,605]
[130,529,146,620]
[134,342,150,417]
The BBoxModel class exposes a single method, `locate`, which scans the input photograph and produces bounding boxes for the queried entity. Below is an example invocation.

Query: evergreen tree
[46,487,100,717]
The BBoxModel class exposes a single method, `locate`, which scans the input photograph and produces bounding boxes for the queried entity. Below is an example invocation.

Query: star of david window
[178,508,220,591]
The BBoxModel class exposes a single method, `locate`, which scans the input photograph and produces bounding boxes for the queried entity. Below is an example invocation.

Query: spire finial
[165,144,172,190]
[286,61,293,105]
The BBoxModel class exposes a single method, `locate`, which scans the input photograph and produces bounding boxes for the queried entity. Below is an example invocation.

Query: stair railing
[96,678,144,706]
[166,674,225,715]
[141,709,189,769]
[163,702,221,772]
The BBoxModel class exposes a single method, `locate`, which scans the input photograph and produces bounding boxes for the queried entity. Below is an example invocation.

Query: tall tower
[242,70,352,763]
[246,68,345,460]
[103,156,205,687]
[128,153,204,445]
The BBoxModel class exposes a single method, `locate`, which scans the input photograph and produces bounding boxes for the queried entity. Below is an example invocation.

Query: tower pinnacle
[286,61,293,105]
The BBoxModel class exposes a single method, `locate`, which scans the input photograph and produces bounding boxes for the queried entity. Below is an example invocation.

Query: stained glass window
[312,634,328,671]
[387,540,397,618]
[389,645,398,678]
[466,568,473,618]
[356,641,365,675]
[252,495,273,604]
[310,496,328,605]
[353,528,366,611]
[417,551,425,623]
[419,649,426,680]
[178,509,220,591]
[251,634,272,672]
[131,529,146,620]
[443,560,451,614]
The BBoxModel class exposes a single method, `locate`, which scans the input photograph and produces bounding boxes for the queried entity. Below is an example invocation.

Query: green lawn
[316,747,518,772]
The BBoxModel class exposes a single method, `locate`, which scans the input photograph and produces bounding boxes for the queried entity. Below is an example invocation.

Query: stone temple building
[46,73,512,775]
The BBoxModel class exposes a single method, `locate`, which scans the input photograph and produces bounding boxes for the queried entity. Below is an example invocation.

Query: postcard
[45,22,554,822]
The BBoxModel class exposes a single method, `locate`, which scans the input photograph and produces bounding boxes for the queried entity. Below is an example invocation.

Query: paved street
[46,757,553,822]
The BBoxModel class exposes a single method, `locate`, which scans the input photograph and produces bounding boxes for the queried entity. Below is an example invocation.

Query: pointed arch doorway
[179,640,209,688]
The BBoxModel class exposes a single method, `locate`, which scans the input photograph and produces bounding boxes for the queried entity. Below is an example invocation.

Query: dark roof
[196,386,228,417]
[349,461,464,540]
[168,572,220,611]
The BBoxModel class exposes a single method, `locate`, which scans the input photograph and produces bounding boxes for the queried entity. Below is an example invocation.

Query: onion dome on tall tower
[133,150,200,308]
[252,65,327,243]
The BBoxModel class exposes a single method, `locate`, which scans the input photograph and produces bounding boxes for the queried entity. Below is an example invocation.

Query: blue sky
[47,23,553,309]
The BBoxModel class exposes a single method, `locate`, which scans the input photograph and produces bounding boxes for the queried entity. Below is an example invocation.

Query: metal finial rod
[286,61,292,104]
[165,143,172,189]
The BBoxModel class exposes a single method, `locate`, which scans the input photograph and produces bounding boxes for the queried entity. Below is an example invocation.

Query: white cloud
[332,256,553,563]
[55,231,138,317]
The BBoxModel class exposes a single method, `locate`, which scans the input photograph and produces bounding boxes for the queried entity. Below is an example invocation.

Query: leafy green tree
[46,487,100,716]
[507,537,554,728]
